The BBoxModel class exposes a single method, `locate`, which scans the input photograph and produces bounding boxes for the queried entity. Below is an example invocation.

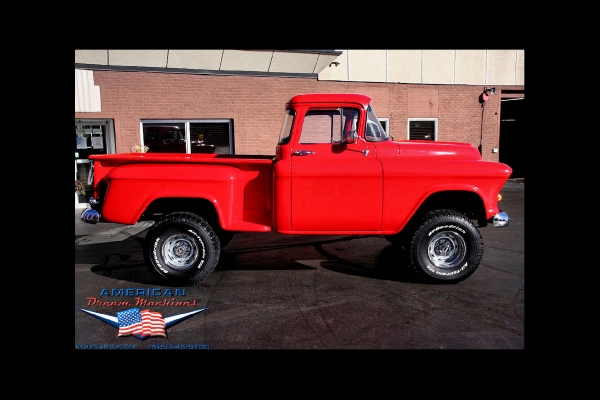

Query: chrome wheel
[427,232,466,269]
[162,233,203,270]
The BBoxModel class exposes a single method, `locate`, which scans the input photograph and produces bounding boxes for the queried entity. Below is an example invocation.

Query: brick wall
[75,70,519,162]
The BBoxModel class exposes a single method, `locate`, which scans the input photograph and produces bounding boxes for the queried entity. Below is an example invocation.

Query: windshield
[278,108,295,144]
[364,105,389,141]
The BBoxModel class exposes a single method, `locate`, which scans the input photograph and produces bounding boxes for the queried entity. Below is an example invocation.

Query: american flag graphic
[117,308,166,339]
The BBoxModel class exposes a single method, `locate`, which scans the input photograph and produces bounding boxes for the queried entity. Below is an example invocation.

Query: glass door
[75,159,92,208]
[75,120,115,208]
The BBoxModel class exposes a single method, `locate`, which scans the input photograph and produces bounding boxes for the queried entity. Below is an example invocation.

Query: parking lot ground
[75,179,524,350]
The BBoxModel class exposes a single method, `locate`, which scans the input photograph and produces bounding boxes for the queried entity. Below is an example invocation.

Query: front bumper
[80,198,101,224]
[492,211,510,227]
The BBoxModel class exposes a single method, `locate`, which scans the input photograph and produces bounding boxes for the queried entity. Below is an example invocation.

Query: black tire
[408,209,483,283]
[143,212,220,285]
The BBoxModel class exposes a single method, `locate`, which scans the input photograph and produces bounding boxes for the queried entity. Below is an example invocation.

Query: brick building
[75,50,524,208]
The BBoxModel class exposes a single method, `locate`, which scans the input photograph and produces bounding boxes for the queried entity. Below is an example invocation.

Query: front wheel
[143,212,220,285]
[408,209,483,283]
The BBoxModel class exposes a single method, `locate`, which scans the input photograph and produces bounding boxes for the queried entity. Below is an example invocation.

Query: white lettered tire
[408,209,484,283]
[143,212,220,285]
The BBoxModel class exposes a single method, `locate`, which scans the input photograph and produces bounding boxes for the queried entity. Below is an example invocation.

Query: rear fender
[101,164,243,225]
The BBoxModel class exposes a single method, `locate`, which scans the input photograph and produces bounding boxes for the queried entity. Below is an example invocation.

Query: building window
[190,122,231,154]
[378,118,389,135]
[141,119,233,154]
[143,123,186,153]
[407,118,438,141]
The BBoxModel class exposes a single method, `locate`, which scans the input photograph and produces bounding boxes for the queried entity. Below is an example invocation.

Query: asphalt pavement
[75,179,524,350]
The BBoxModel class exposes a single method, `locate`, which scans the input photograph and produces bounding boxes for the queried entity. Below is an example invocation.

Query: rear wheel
[408,209,483,283]
[143,212,220,285]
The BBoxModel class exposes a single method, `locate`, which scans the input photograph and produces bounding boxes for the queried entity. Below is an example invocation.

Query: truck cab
[274,93,392,233]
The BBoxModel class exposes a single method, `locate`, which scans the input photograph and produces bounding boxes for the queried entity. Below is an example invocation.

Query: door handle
[293,150,315,156]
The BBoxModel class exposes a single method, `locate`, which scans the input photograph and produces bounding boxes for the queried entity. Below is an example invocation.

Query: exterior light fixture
[480,87,496,103]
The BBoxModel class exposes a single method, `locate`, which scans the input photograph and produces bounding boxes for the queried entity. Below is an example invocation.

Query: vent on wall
[408,119,438,140]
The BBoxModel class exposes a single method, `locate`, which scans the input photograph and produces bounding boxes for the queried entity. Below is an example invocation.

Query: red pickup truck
[81,93,511,285]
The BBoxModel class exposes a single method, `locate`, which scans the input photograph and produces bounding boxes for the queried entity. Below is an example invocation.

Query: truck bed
[90,153,275,228]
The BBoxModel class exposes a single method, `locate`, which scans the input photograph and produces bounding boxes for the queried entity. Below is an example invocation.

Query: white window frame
[140,119,233,154]
[378,118,389,136]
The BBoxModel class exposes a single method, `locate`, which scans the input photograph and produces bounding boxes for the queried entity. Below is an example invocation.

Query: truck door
[290,108,383,232]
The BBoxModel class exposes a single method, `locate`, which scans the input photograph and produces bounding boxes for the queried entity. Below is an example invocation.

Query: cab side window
[300,110,339,144]
[299,108,358,144]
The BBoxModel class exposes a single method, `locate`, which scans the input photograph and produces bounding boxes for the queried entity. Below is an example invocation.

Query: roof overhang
[75,49,343,78]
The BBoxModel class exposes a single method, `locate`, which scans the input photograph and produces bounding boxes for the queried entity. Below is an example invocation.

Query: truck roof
[287,93,372,108]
